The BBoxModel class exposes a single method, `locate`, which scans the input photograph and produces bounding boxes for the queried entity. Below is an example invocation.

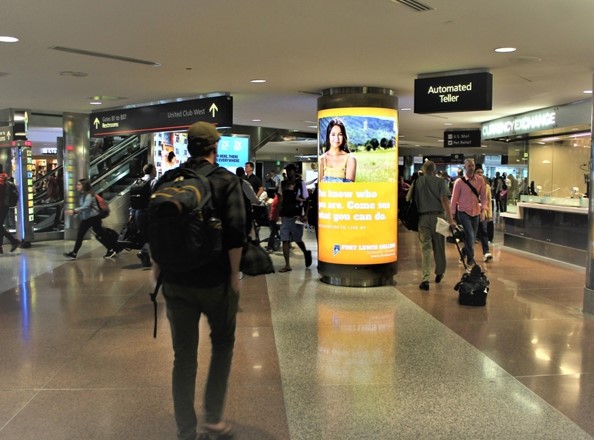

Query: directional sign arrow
[93,118,100,129]
[6,131,11,140]
[209,103,218,118]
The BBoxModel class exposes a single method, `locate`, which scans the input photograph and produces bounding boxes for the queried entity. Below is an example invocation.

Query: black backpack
[147,163,222,274]
[5,180,18,208]
[129,178,153,210]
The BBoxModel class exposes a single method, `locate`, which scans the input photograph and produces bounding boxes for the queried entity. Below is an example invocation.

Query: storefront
[481,99,591,266]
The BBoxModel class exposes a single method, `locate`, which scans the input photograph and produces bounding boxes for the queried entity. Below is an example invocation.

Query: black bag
[148,164,222,274]
[279,180,304,217]
[399,182,419,231]
[95,227,120,251]
[118,218,144,250]
[240,240,275,276]
[129,178,153,210]
[4,180,19,208]
[454,265,489,306]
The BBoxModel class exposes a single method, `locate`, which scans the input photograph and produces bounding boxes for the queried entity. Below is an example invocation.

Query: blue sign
[217,135,249,172]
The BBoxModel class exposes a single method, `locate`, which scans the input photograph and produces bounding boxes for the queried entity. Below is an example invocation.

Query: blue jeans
[456,211,479,265]
[163,281,239,440]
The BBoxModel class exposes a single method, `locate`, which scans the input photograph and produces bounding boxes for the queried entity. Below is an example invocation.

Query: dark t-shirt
[247,173,263,194]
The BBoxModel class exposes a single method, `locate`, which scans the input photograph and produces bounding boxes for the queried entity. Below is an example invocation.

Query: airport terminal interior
[1,218,593,439]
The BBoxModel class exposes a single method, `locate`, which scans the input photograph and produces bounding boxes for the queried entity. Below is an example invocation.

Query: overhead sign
[90,95,233,137]
[482,108,557,139]
[0,126,13,146]
[444,129,481,147]
[414,72,492,114]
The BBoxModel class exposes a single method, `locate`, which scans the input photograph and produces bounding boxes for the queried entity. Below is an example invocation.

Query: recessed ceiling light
[444,123,453,126]
[90,101,103,105]
[495,47,517,53]
[0,36,19,43]
[583,90,593,94]
[250,79,267,83]
[252,119,262,122]
[400,108,411,111]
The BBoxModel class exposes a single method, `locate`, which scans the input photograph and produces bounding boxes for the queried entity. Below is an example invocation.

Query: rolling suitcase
[95,226,122,252]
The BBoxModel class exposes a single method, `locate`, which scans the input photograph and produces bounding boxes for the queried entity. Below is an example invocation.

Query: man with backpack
[151,121,246,440]
[129,163,157,267]
[0,164,20,253]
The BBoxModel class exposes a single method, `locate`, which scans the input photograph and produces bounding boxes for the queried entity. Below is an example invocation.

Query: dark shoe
[304,250,312,268]
[10,240,19,252]
[419,281,430,291]
[0,246,4,254]
[200,423,234,439]
[64,251,77,260]
[137,252,152,267]
[435,273,444,283]
[103,249,116,259]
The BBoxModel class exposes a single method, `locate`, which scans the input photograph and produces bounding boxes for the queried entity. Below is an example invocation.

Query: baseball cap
[187,121,221,147]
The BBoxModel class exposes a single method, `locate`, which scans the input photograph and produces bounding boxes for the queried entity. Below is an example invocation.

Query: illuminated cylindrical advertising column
[317,87,398,287]
[13,142,35,245]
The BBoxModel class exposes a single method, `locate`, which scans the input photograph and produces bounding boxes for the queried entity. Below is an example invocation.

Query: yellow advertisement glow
[318,107,398,265]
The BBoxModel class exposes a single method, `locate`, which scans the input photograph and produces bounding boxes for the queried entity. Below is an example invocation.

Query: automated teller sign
[90,95,233,137]
[414,72,493,114]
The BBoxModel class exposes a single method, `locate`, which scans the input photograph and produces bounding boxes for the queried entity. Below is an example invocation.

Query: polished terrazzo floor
[0,223,593,439]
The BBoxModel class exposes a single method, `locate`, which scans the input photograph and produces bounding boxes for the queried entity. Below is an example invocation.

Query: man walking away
[278,163,312,272]
[131,163,157,267]
[407,160,455,291]
[155,121,246,440]
[450,158,488,268]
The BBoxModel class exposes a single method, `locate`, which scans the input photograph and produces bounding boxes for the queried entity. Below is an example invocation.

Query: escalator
[30,135,148,236]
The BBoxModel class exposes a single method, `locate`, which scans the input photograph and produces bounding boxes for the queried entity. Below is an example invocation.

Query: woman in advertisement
[319,119,357,182]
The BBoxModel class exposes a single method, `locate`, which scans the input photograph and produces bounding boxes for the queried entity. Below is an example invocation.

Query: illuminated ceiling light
[583,90,593,94]
[252,119,262,122]
[444,123,453,126]
[495,47,517,53]
[90,101,103,105]
[0,36,19,43]
[400,108,411,111]
[250,79,267,83]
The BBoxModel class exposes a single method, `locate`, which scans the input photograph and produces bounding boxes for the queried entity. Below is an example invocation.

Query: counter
[500,199,588,267]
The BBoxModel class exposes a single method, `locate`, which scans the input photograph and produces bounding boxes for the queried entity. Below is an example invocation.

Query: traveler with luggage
[129,163,157,267]
[64,178,118,259]
[151,121,246,440]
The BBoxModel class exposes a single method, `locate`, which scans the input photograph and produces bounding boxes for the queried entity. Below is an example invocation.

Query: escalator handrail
[91,145,148,198]
[90,135,140,168]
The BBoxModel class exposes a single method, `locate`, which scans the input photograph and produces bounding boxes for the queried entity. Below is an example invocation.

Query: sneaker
[103,249,116,259]
[304,250,312,268]
[484,253,493,262]
[64,251,77,260]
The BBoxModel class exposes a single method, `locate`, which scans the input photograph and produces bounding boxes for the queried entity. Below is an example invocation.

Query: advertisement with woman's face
[317,108,398,265]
